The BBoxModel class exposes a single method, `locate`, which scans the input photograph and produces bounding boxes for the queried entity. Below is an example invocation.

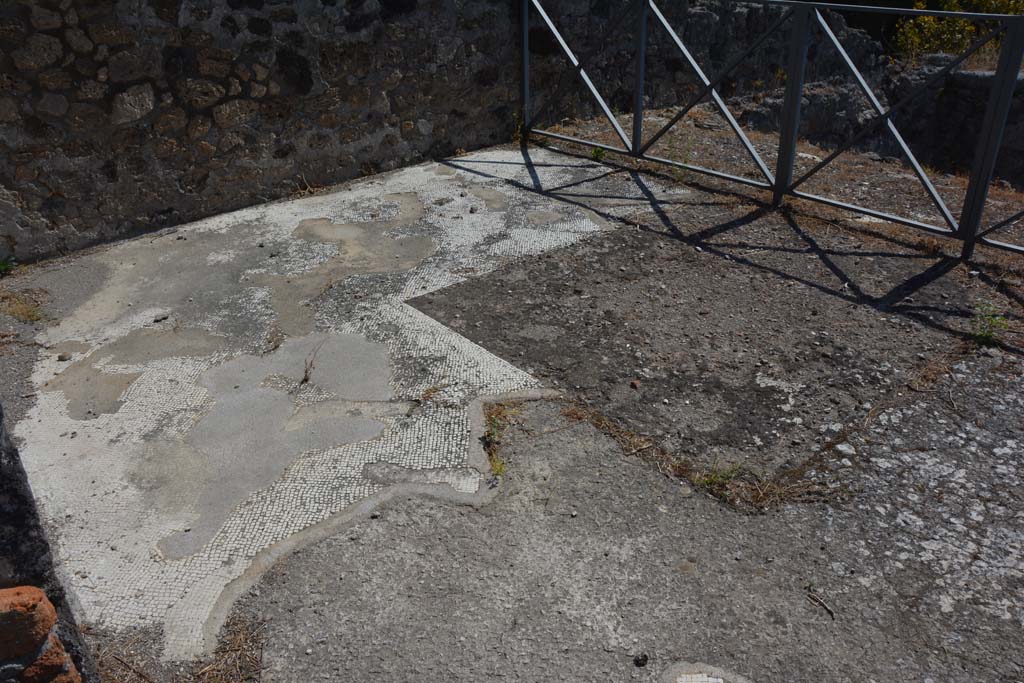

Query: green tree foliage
[895,0,1024,59]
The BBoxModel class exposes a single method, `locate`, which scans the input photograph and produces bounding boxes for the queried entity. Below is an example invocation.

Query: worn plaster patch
[158,332,392,559]
[43,327,225,420]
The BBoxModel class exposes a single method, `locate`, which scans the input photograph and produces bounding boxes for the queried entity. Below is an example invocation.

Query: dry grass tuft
[289,174,326,199]
[560,403,826,510]
[90,617,265,683]
[482,402,520,478]
[193,617,266,683]
[91,627,163,683]
[419,383,450,403]
[0,288,44,322]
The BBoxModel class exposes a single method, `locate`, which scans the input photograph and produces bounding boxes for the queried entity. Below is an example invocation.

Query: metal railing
[521,0,1024,259]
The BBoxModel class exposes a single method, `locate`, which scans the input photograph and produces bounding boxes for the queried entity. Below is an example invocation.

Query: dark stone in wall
[381,0,419,21]
[735,52,1024,186]
[889,61,1024,184]
[274,47,312,95]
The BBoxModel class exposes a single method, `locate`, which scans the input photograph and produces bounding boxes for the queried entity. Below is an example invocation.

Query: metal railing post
[958,18,1024,260]
[522,0,530,127]
[773,5,812,206]
[632,0,649,156]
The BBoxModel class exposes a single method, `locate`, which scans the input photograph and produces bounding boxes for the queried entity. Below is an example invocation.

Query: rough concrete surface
[236,379,1023,682]
[2,147,667,661]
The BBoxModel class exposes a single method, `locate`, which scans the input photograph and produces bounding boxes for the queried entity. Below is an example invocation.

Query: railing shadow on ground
[522,0,1024,260]
[441,142,1023,356]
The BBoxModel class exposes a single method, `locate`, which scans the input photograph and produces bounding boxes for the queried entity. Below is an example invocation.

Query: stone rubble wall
[532,1,1022,188]
[889,61,1024,184]
[0,0,520,262]
[736,57,1024,185]
[526,0,885,127]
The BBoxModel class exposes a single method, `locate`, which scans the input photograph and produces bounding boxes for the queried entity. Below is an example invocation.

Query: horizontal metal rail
[790,191,954,236]
[644,154,774,190]
[530,129,630,155]
[980,236,1024,254]
[522,0,1024,259]
[754,0,1024,21]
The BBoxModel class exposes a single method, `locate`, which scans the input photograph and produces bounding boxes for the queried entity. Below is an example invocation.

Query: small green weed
[971,303,1009,346]
[692,463,743,490]
[590,146,606,162]
[677,133,694,167]
[0,260,14,277]
[482,403,519,478]
[488,451,507,477]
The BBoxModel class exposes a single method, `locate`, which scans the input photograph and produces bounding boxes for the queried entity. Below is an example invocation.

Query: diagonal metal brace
[640,8,795,156]
[647,0,774,183]
[788,25,1003,195]
[529,0,632,150]
[814,9,958,230]
[525,0,644,135]
[978,206,1024,240]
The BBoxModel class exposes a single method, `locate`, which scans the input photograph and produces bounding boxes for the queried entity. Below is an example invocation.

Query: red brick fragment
[0,586,56,659]
[21,633,71,683]
[49,669,83,683]
[49,671,83,683]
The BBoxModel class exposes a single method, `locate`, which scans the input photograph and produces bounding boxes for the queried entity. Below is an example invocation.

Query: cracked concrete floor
[7,147,690,660]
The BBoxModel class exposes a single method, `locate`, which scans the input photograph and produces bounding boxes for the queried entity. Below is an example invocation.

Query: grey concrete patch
[401,145,1024,680]
[412,155,1000,477]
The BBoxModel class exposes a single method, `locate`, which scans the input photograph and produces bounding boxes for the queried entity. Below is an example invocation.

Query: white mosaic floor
[16,148,669,658]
